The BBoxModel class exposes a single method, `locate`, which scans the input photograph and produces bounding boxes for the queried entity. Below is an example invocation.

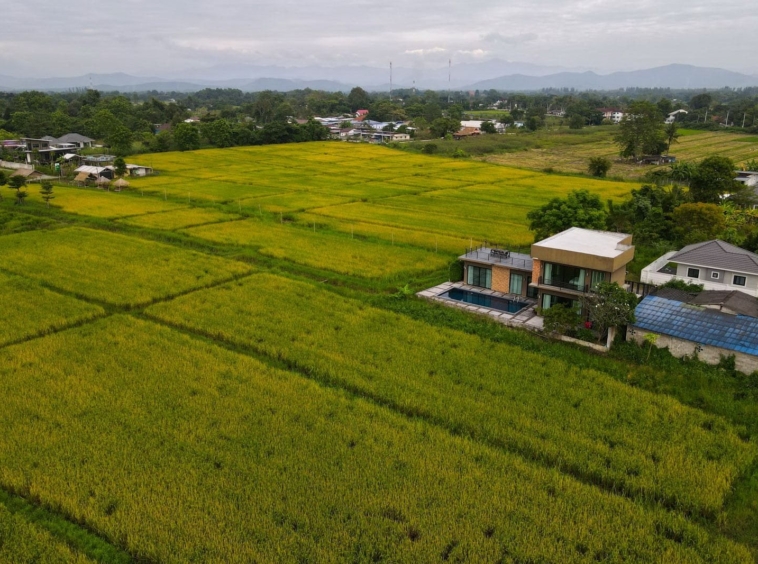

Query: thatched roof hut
[74,172,90,185]
[113,178,130,192]
[95,176,111,190]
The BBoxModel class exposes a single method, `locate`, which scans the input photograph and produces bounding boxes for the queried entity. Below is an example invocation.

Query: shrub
[588,156,612,178]
[422,143,438,154]
[541,303,581,335]
[661,279,704,293]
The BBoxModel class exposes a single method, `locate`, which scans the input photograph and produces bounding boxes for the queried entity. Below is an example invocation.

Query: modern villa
[459,247,536,298]
[530,227,635,311]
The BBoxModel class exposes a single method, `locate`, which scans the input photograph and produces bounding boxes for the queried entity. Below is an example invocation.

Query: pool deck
[417,281,543,331]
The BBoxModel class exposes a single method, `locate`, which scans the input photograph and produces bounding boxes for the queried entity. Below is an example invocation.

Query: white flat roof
[533,227,632,258]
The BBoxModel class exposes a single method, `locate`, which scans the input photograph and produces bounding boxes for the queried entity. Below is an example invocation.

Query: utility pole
[743,113,747,128]
[448,59,452,104]
[389,61,393,101]
[725,110,730,126]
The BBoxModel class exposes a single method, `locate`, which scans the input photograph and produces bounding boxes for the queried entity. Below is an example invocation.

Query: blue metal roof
[634,296,758,356]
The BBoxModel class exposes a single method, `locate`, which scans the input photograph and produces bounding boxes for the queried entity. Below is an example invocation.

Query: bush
[660,279,704,293]
[422,143,438,154]
[588,156,612,178]
[540,303,580,335]
[451,148,469,159]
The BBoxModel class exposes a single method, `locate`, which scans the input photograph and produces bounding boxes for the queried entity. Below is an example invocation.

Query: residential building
[640,240,758,296]
[20,137,78,164]
[530,227,635,311]
[355,109,369,120]
[597,108,625,123]
[736,171,758,188]
[10,168,44,181]
[628,289,758,373]
[56,133,94,149]
[459,247,535,298]
[453,127,481,140]
[665,110,688,124]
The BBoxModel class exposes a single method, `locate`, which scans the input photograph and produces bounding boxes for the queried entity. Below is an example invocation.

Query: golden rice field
[0,227,252,306]
[0,315,751,563]
[486,130,758,179]
[0,503,95,564]
[0,272,104,347]
[183,218,450,278]
[0,141,757,562]
[146,273,755,517]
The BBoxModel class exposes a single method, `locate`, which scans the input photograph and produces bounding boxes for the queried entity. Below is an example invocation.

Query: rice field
[0,315,751,563]
[183,219,450,278]
[485,130,758,179]
[1,141,757,561]
[146,273,756,517]
[0,272,104,347]
[0,227,252,306]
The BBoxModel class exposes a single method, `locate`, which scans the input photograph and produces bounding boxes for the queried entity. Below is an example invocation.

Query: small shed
[11,168,44,181]
[95,176,111,190]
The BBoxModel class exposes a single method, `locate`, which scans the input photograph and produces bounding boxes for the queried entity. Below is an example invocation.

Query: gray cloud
[0,0,756,77]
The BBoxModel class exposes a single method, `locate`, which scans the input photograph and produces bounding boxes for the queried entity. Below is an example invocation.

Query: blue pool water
[441,288,527,314]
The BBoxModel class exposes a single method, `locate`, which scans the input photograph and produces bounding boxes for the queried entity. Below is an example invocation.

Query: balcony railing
[539,276,589,293]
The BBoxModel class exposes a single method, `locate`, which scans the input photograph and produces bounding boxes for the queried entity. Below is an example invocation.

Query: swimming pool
[441,288,528,314]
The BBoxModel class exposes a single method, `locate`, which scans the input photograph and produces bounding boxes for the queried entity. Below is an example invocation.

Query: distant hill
[1,63,757,93]
[467,64,758,91]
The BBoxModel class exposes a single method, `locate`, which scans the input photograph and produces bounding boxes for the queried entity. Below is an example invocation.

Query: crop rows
[0,227,252,307]
[0,315,751,563]
[0,503,94,564]
[183,219,450,278]
[0,272,104,347]
[28,186,185,218]
[118,207,241,230]
[146,273,756,517]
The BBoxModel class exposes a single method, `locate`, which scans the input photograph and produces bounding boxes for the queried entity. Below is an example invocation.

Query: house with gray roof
[56,133,94,149]
[641,240,758,296]
[628,291,758,373]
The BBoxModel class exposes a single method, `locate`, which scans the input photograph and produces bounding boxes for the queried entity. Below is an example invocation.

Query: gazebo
[95,176,111,190]
[113,178,130,192]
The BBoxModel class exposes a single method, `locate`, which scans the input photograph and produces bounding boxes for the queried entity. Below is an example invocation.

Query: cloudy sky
[2,0,756,77]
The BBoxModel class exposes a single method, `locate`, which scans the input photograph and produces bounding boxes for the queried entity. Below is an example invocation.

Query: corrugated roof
[634,296,758,356]
[669,240,758,275]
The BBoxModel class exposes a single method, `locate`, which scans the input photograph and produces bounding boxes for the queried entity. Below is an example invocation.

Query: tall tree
[347,87,371,112]
[671,203,726,245]
[173,123,201,151]
[527,189,607,242]
[664,122,679,153]
[614,101,665,159]
[689,156,742,204]
[39,180,55,208]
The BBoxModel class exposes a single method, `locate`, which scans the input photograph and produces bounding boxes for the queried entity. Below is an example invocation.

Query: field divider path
[138,305,734,520]
[0,485,139,564]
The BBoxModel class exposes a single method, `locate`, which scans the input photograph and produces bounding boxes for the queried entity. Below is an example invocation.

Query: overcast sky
[2,0,756,77]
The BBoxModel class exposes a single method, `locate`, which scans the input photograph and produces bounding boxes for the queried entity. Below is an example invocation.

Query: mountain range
[1,63,756,93]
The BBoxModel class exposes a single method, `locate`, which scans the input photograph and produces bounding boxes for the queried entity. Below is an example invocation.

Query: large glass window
[510,272,524,295]
[543,263,587,291]
[687,268,700,279]
[541,293,579,311]
[733,275,747,286]
[467,265,492,289]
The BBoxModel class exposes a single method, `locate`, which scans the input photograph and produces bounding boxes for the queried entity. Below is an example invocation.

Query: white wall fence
[0,160,32,171]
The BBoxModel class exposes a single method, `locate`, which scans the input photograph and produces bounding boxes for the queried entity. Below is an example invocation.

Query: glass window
[711,272,720,279]
[541,293,579,311]
[687,268,700,279]
[467,265,492,289]
[733,275,747,286]
[543,263,587,291]
[590,271,607,289]
[510,272,523,295]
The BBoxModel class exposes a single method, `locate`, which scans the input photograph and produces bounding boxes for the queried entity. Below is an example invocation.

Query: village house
[530,227,635,311]
[665,110,688,124]
[736,170,758,188]
[641,240,758,297]
[453,127,481,140]
[20,137,78,164]
[56,133,94,149]
[597,108,625,123]
[629,287,758,373]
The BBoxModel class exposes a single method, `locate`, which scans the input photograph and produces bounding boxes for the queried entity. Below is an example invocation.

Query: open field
[183,219,450,278]
[1,141,757,561]
[0,272,104,347]
[480,129,758,179]
[0,315,752,563]
[147,273,755,517]
[0,227,252,306]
